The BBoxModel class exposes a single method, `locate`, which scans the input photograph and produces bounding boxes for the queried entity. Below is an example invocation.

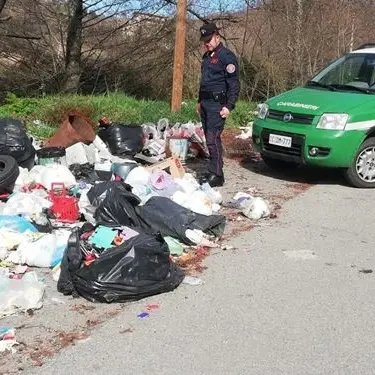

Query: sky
[85,0,258,19]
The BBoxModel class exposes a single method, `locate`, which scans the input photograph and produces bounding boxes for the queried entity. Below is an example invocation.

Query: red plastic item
[49,183,79,223]
[146,304,160,312]
[22,183,45,193]
[0,193,10,201]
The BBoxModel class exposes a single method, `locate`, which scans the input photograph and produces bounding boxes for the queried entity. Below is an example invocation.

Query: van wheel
[261,155,298,171]
[345,137,375,188]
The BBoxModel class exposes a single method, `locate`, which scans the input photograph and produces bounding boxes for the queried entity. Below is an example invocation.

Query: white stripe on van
[345,120,375,130]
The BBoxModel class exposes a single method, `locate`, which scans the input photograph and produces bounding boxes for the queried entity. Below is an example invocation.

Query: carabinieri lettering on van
[277,102,319,111]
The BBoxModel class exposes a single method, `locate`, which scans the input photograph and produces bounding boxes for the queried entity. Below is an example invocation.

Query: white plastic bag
[212,203,221,213]
[37,164,76,190]
[92,135,113,161]
[0,247,7,260]
[78,191,97,225]
[242,197,271,220]
[0,271,45,317]
[188,190,213,216]
[14,167,29,190]
[142,123,159,144]
[7,230,70,268]
[17,165,45,187]
[230,192,254,209]
[125,166,151,187]
[131,185,154,205]
[175,173,199,195]
[201,182,223,204]
[171,190,189,207]
[3,191,52,217]
[147,139,166,156]
[0,228,33,251]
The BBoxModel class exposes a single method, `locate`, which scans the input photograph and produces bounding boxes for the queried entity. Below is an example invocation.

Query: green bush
[0,93,256,139]
[0,93,39,119]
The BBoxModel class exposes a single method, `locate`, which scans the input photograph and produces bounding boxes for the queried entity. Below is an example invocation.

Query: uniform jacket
[198,42,240,111]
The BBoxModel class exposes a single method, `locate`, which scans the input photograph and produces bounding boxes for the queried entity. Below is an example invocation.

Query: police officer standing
[197,22,240,187]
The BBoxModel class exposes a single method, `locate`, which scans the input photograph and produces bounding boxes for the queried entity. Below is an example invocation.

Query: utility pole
[171,0,187,112]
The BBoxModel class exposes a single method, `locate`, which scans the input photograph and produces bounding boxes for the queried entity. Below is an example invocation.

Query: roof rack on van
[356,43,375,50]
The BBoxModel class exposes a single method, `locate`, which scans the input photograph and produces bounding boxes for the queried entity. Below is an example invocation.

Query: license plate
[269,134,292,148]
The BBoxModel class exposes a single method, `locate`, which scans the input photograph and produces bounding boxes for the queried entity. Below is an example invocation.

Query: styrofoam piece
[65,143,89,166]
[82,143,97,164]
[92,135,112,161]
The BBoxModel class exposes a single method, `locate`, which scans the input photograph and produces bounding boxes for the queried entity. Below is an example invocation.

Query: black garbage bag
[87,181,142,227]
[30,213,53,233]
[98,123,143,156]
[57,229,83,296]
[136,196,226,244]
[69,231,184,303]
[0,118,35,170]
[69,163,99,185]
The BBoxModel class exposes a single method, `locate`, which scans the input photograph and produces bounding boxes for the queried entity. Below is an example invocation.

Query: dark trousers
[200,99,225,177]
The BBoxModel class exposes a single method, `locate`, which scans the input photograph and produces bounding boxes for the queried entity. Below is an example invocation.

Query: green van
[252,44,375,188]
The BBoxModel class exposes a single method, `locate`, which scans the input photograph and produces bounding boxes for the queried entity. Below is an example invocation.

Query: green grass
[0,93,256,139]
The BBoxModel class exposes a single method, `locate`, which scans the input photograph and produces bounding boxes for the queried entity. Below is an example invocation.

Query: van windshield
[306,53,375,94]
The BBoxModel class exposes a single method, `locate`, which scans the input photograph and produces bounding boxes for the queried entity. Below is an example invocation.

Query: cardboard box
[145,156,185,178]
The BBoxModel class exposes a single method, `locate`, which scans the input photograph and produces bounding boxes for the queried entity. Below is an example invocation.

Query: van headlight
[257,103,269,119]
[316,113,349,130]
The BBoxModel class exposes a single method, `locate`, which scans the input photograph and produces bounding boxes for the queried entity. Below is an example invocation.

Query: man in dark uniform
[197,22,240,187]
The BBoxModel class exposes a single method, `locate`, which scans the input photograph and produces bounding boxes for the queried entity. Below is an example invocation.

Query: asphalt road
[31,183,375,375]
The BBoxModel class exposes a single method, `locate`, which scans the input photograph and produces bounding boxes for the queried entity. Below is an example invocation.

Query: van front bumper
[252,120,364,168]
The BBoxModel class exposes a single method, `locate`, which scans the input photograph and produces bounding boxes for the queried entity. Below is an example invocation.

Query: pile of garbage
[0,113,227,323]
[0,112,271,333]
[98,116,209,164]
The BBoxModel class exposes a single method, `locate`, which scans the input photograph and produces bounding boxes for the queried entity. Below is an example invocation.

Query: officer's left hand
[220,106,230,118]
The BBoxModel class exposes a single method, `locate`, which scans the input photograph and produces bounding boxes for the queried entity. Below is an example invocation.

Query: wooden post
[171,0,187,112]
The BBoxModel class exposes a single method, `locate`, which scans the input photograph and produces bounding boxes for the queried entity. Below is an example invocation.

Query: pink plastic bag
[150,171,174,190]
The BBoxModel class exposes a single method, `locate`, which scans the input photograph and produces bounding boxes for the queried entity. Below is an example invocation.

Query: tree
[61,0,83,93]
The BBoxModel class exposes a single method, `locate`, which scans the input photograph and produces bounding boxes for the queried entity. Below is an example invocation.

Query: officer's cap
[200,22,220,42]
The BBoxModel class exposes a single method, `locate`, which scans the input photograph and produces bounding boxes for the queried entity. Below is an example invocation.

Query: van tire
[345,137,375,188]
[261,155,298,171]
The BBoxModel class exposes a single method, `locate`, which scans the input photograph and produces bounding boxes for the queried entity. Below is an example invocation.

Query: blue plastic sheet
[0,215,37,233]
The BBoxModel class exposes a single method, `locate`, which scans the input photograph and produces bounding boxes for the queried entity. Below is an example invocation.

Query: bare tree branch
[0,0,7,16]
[163,0,206,21]
[0,33,41,39]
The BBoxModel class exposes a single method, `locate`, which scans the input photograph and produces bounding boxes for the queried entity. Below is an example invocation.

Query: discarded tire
[0,155,20,193]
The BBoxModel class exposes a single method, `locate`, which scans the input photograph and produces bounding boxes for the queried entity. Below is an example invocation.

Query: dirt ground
[0,132,322,374]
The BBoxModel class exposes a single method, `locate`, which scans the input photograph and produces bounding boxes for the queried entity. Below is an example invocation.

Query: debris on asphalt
[0,270,45,317]
[182,275,204,286]
[283,250,317,260]
[235,123,253,140]
[137,312,150,319]
[58,330,89,348]
[120,328,135,334]
[359,269,373,274]
[225,192,271,220]
[221,245,235,251]
[242,197,271,220]
[146,304,160,312]
[0,327,18,353]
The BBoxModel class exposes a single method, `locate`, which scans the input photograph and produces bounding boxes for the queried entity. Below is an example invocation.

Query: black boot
[198,172,211,184]
[207,173,225,187]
